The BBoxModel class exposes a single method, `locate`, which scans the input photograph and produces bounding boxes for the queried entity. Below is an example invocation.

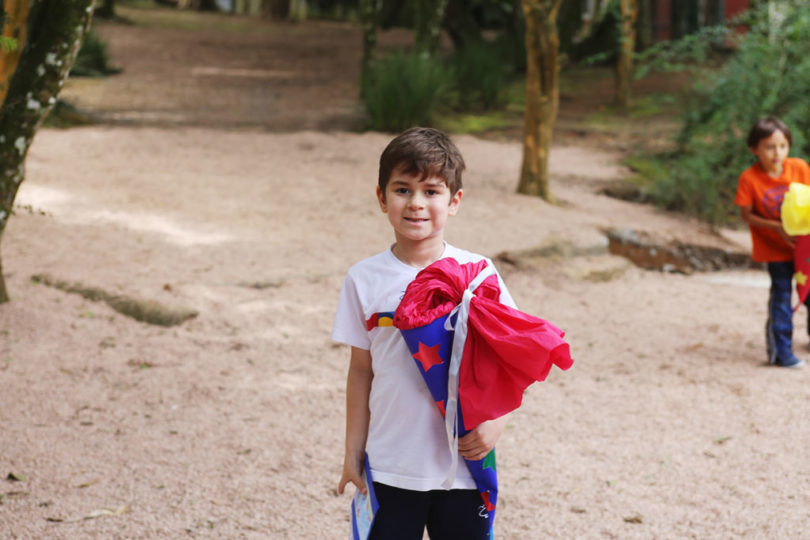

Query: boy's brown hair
[378,127,465,198]
[747,116,793,148]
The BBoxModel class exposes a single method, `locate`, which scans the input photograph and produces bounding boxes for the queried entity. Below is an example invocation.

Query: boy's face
[376,168,462,246]
[750,129,790,175]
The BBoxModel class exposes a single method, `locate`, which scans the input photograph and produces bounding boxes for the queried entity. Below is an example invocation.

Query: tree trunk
[0,1,30,107]
[288,0,306,21]
[264,0,289,19]
[359,0,382,94]
[414,0,448,57]
[636,0,653,50]
[615,0,637,109]
[517,0,561,202]
[0,0,94,303]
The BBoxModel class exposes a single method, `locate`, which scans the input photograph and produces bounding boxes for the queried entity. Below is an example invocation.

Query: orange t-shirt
[734,157,810,262]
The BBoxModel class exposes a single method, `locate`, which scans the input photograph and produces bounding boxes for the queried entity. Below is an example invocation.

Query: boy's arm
[457,415,508,461]
[338,346,373,495]
[740,205,795,248]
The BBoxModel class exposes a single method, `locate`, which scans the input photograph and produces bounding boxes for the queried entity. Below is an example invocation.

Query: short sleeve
[734,171,753,207]
[331,272,371,350]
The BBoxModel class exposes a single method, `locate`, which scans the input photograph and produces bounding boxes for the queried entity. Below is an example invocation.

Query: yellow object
[796,271,808,286]
[781,183,810,235]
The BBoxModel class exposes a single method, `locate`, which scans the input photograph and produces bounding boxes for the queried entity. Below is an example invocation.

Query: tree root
[31,274,198,327]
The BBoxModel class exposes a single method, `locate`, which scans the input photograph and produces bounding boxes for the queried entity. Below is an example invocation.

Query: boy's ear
[448,189,463,216]
[376,186,387,213]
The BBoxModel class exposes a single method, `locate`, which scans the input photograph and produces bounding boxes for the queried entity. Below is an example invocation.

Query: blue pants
[369,482,490,540]
[766,261,810,362]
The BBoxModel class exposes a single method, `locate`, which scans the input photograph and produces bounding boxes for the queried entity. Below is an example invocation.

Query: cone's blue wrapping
[400,314,498,538]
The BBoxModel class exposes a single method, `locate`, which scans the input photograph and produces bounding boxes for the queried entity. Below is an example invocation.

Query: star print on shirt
[412,342,444,372]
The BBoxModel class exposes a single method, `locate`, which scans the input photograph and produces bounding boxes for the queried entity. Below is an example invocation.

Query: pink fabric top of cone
[394,258,573,429]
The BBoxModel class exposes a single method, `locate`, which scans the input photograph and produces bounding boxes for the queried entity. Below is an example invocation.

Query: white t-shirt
[332,243,516,491]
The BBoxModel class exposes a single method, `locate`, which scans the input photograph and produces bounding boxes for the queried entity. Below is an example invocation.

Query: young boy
[734,116,810,368]
[332,127,514,539]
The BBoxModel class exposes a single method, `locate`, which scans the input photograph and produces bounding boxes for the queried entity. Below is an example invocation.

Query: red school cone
[393,257,574,538]
[781,183,810,311]
[793,236,810,311]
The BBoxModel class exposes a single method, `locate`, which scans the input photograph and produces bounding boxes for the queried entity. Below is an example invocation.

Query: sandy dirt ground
[1,6,809,539]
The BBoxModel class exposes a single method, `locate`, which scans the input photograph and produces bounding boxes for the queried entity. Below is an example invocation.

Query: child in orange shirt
[734,116,810,368]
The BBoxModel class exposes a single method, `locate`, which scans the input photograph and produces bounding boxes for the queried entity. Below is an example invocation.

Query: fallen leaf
[2,490,29,498]
[127,358,157,369]
[624,514,643,524]
[76,480,98,489]
[6,472,26,482]
[82,505,130,520]
[48,504,131,523]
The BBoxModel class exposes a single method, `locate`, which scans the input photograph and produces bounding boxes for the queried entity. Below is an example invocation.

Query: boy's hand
[458,416,507,461]
[338,455,366,496]
[780,227,797,249]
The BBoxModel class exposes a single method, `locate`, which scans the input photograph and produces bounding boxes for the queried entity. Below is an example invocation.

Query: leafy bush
[362,51,448,132]
[448,39,510,110]
[639,1,810,224]
[71,30,120,78]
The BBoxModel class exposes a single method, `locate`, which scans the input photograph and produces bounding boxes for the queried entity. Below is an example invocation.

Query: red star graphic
[481,491,496,511]
[436,400,446,416]
[413,342,444,372]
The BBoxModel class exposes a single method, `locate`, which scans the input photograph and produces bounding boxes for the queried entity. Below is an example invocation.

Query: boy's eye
[426,190,438,196]
[395,187,409,194]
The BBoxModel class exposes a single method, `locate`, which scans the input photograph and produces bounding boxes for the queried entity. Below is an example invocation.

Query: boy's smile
[377,168,462,258]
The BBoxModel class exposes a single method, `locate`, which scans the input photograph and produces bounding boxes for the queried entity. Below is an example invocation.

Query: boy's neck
[759,161,784,178]
[391,237,446,268]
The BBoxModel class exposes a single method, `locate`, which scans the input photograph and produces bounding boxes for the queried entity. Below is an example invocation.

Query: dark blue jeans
[766,261,810,362]
[369,482,490,540]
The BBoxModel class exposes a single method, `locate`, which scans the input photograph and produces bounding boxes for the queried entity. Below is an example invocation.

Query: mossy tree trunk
[636,0,653,50]
[615,0,637,109]
[414,0,448,57]
[262,0,306,21]
[288,0,307,22]
[0,0,94,303]
[359,0,382,96]
[517,0,561,202]
[0,1,29,106]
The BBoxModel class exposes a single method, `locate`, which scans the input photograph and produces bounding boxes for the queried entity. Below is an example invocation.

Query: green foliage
[638,1,810,224]
[70,29,120,77]
[361,51,449,132]
[491,29,525,75]
[436,110,513,134]
[448,39,510,110]
[0,36,17,53]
